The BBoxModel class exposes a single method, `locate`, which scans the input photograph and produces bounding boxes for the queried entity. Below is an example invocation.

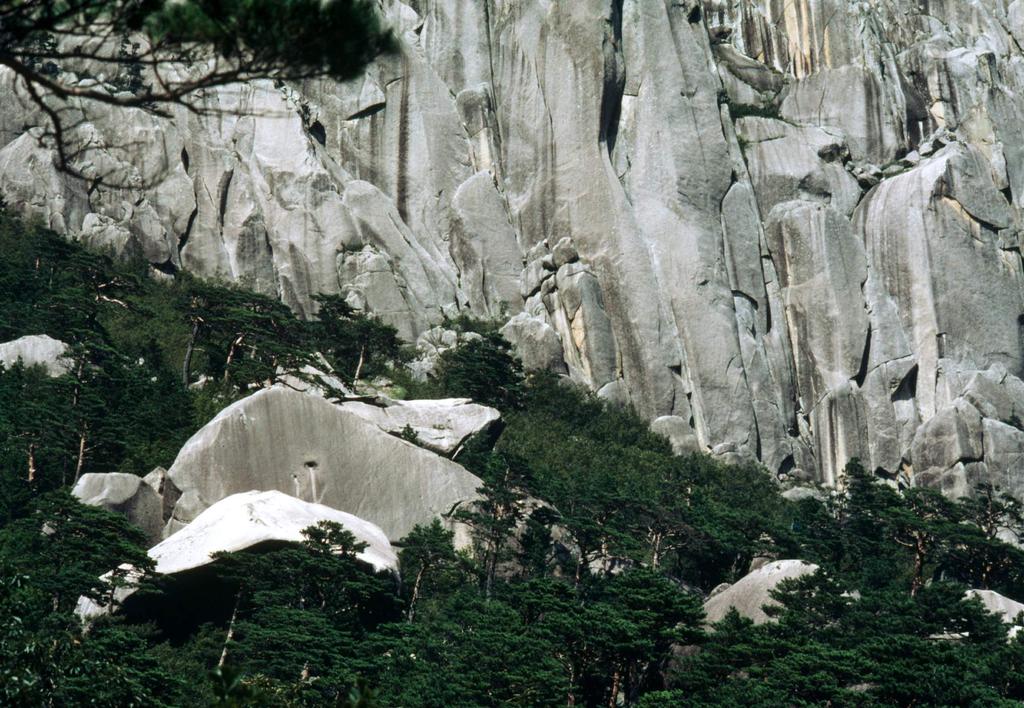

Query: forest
[3,207,1024,706]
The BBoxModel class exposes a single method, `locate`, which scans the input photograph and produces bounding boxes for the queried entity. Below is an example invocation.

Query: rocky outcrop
[150,490,397,575]
[72,472,164,544]
[142,466,181,526]
[340,397,500,456]
[165,386,483,541]
[0,335,71,377]
[500,313,567,375]
[4,1,1024,493]
[703,560,818,624]
[75,490,397,621]
[966,589,1024,637]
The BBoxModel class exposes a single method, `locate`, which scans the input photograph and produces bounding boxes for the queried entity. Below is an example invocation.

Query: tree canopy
[3,210,1024,704]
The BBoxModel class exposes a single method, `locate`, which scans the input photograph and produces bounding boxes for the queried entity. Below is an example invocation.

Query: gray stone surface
[911,399,985,479]
[0,335,71,377]
[966,589,1024,631]
[72,472,164,545]
[142,466,181,526]
[4,0,1024,493]
[651,416,701,456]
[165,386,484,541]
[500,313,568,374]
[340,397,501,456]
[704,560,819,625]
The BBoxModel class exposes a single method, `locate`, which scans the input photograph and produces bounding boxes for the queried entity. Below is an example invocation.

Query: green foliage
[433,332,524,409]
[188,522,401,704]
[675,573,1024,706]
[144,0,396,81]
[370,571,703,707]
[788,460,1024,598]
[0,211,405,507]
[4,1,395,85]
[728,102,781,120]
[109,35,149,95]
[0,493,178,706]
[0,490,153,611]
[492,374,790,588]
[312,293,402,384]
[4,210,1024,705]
[396,520,470,622]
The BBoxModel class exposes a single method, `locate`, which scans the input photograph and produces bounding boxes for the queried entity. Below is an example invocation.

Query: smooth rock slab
[703,560,819,625]
[0,334,71,376]
[75,490,397,621]
[151,490,397,574]
[966,589,1024,631]
[340,397,500,456]
[166,386,484,541]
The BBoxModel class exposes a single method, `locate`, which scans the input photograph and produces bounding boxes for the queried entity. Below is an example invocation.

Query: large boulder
[75,490,397,621]
[966,589,1024,636]
[703,560,819,625]
[0,334,71,377]
[166,386,484,542]
[500,313,568,375]
[340,397,500,456]
[151,490,397,575]
[911,399,986,479]
[72,472,163,545]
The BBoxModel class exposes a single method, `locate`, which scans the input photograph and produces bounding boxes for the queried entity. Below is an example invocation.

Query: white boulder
[339,397,500,455]
[0,334,71,376]
[75,490,397,621]
[72,472,163,545]
[166,386,484,542]
[966,589,1024,634]
[151,490,397,574]
[704,560,819,625]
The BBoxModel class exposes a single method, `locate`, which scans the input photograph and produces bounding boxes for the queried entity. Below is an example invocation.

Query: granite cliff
[3,0,1024,492]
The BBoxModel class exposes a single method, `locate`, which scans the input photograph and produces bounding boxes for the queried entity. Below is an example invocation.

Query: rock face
[165,386,483,541]
[703,560,819,624]
[72,472,164,545]
[340,397,501,456]
[0,335,71,377]
[4,1,1024,492]
[966,589,1024,635]
[150,490,398,574]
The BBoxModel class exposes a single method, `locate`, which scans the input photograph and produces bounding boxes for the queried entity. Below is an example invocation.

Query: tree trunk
[407,564,428,622]
[219,588,243,668]
[72,359,84,408]
[182,320,199,387]
[573,546,587,588]
[910,535,926,597]
[224,333,245,381]
[27,442,36,483]
[485,545,496,600]
[73,425,88,484]
[608,669,621,708]
[353,344,366,383]
[650,530,663,569]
